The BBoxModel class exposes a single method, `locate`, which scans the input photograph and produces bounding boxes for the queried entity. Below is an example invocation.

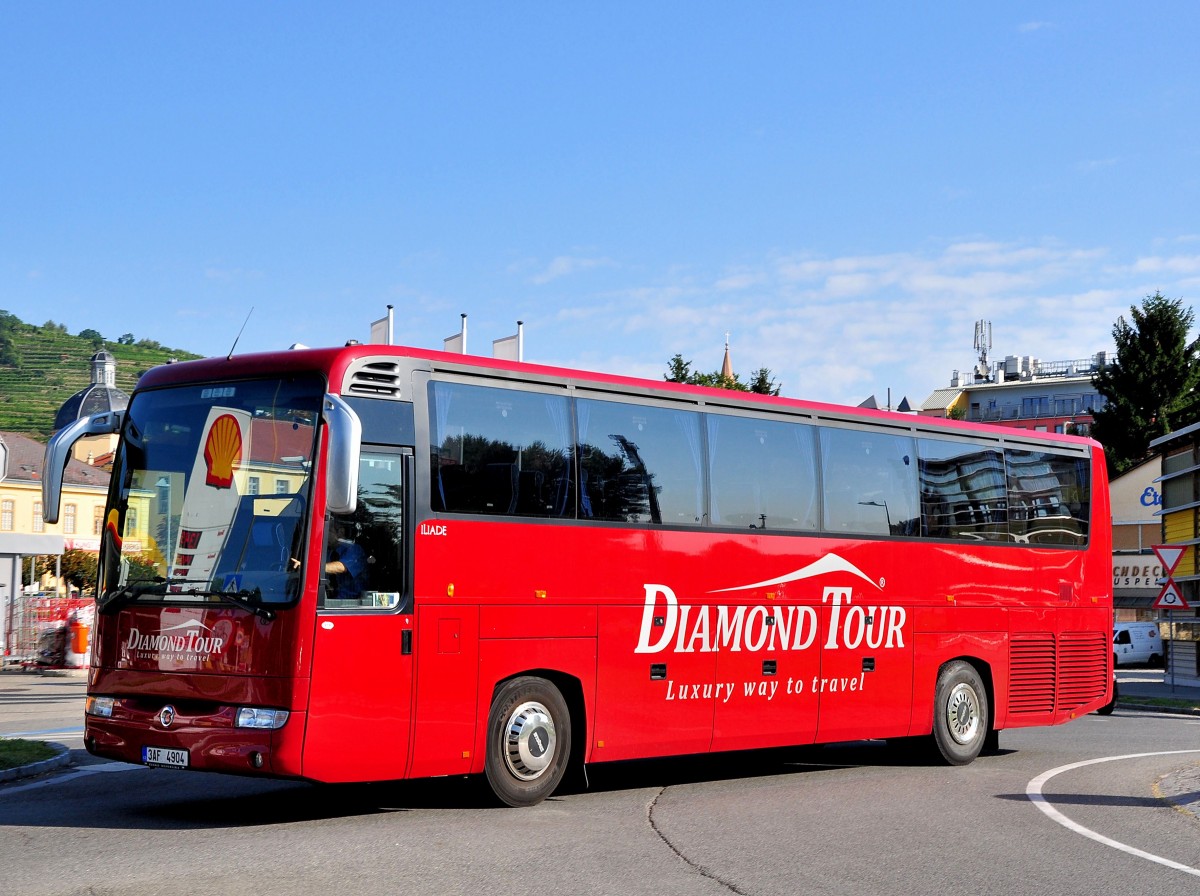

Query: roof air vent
[345,359,404,399]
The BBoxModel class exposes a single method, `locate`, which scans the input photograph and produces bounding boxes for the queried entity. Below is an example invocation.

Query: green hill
[0,311,202,440]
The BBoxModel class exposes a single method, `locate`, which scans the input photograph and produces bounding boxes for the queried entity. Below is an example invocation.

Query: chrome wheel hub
[946,682,981,745]
[502,700,556,780]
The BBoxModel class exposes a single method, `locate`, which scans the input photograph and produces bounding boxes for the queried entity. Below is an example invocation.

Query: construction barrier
[9,594,93,670]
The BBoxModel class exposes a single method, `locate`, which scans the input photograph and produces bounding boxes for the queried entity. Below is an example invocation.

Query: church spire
[721,332,733,380]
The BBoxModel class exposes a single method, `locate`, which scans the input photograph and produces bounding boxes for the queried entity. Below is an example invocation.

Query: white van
[1113,622,1164,667]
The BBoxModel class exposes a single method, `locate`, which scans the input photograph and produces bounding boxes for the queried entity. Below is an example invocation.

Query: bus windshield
[98,375,324,611]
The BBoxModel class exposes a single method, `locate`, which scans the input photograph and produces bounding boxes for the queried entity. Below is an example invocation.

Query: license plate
[143,746,189,769]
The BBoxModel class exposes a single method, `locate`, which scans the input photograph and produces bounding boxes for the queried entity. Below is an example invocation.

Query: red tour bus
[43,344,1112,806]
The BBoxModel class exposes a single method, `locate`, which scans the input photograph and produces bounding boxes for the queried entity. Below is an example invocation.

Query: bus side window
[429,381,572,519]
[820,427,919,537]
[1006,449,1089,545]
[707,414,818,531]
[577,398,704,526]
[917,438,1007,542]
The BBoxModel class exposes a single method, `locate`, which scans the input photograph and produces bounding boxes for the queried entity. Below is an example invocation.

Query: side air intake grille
[345,360,404,399]
[1009,634,1056,714]
[1057,631,1109,712]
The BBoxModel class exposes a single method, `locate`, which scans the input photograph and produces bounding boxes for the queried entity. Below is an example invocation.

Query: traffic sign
[1153,580,1191,610]
[1153,544,1187,576]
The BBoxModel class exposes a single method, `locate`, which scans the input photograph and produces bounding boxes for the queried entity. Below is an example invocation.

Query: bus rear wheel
[485,676,571,807]
[932,661,988,765]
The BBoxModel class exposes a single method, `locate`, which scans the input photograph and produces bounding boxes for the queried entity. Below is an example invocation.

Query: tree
[0,312,19,367]
[56,549,99,594]
[1091,292,1200,474]
[78,328,104,347]
[124,552,160,583]
[665,354,782,395]
[117,333,135,345]
[746,367,782,397]
[665,354,694,384]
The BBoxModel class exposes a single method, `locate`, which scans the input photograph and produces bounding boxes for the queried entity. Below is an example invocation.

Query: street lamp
[156,476,173,572]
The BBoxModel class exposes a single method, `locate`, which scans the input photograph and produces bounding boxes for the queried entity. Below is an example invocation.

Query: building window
[1,500,12,531]
[64,504,77,535]
[94,506,104,536]
[248,476,260,495]
[275,479,289,494]
[33,502,44,533]
[1021,396,1050,418]
[126,507,139,536]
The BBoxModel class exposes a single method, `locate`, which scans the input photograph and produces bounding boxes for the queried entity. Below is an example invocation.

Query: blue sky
[3,4,1199,408]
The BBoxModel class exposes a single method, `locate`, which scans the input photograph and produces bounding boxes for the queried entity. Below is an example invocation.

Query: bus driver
[324,517,368,601]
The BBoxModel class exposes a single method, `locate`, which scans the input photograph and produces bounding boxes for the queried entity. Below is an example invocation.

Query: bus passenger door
[303,448,414,783]
[305,612,414,782]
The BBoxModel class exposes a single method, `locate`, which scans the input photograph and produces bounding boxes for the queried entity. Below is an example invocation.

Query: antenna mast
[228,307,254,360]
[973,319,992,381]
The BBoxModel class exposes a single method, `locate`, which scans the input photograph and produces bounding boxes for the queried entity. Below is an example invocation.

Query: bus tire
[932,661,988,765]
[485,676,571,808]
[1096,677,1118,715]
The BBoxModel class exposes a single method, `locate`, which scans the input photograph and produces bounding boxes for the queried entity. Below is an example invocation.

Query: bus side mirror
[324,394,361,515]
[42,410,124,524]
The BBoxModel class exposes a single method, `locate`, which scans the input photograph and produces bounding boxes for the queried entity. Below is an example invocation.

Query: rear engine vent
[1009,633,1056,715]
[1057,631,1109,712]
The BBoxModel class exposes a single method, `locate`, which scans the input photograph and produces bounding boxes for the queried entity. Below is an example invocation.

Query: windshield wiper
[99,578,276,620]
[162,581,276,621]
[98,577,170,613]
[210,587,275,621]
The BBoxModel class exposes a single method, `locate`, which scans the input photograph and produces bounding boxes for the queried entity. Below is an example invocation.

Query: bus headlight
[235,708,289,730]
[85,696,115,718]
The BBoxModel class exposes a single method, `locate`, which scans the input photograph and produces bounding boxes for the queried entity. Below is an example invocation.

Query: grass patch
[0,737,59,770]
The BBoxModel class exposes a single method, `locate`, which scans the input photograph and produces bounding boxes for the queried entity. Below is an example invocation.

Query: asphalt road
[1,671,1198,896]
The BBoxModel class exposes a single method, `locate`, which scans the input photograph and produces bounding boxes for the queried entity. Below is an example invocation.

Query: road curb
[0,743,71,783]
[1119,701,1200,716]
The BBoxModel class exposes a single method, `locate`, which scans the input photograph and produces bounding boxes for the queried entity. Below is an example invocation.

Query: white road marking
[1026,750,1200,878]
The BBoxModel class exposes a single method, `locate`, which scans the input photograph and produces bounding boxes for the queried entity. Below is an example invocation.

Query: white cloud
[714,270,766,291]
[1131,254,1200,275]
[530,236,1200,409]
[529,254,613,285]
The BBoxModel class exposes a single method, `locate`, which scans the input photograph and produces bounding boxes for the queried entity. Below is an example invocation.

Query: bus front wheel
[932,661,988,765]
[485,676,571,807]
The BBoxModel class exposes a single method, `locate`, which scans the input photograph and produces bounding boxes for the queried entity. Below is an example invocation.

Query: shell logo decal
[105,508,123,549]
[203,413,243,489]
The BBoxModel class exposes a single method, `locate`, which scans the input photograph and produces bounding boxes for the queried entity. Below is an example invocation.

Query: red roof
[0,431,110,488]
